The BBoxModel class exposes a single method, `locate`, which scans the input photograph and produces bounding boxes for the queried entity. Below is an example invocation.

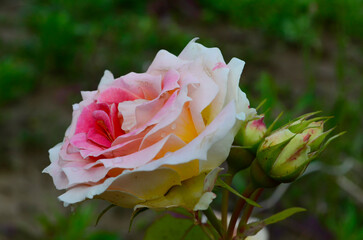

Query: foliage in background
[38,205,120,240]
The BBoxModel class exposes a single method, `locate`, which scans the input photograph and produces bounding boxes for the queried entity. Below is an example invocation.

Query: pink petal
[87,128,111,148]
[92,110,112,135]
[162,69,180,91]
[63,165,108,186]
[134,101,237,172]
[147,50,187,75]
[212,62,227,71]
[109,103,123,138]
[139,83,192,148]
[134,92,171,128]
[59,139,84,162]
[102,134,185,169]
[118,99,148,132]
[182,62,219,115]
[70,133,103,154]
[83,137,143,159]
[97,87,140,104]
[43,144,70,190]
[61,134,183,187]
[121,72,162,100]
[75,102,99,134]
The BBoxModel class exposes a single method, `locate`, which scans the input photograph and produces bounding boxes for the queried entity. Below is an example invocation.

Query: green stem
[200,224,216,240]
[236,188,263,235]
[203,207,225,237]
[221,174,233,230]
[225,184,256,240]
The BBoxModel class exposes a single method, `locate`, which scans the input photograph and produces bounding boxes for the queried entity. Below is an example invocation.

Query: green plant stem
[221,174,233,230]
[200,224,216,240]
[203,207,224,237]
[225,184,256,240]
[237,188,264,235]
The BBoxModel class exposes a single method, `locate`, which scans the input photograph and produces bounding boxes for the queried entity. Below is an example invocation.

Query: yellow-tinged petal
[163,159,199,182]
[102,168,182,203]
[135,168,220,211]
[173,105,199,143]
[135,172,207,210]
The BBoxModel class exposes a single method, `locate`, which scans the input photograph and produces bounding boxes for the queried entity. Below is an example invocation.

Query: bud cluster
[231,111,343,188]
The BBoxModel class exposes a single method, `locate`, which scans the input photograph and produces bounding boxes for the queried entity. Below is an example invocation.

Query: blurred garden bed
[0,0,362,239]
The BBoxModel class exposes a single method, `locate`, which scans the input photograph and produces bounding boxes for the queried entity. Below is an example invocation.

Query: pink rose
[43,39,255,210]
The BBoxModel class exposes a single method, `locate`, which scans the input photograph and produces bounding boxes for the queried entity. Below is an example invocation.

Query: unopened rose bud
[301,121,324,151]
[251,113,339,186]
[235,115,267,152]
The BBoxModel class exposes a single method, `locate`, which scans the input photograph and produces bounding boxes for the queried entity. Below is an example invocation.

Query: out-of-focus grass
[38,205,120,240]
[0,58,35,104]
[0,0,362,239]
[200,0,363,46]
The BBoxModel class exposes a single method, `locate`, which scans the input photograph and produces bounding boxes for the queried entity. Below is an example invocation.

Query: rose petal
[43,143,69,189]
[87,128,111,148]
[70,133,103,155]
[227,58,255,120]
[98,70,114,89]
[134,101,237,172]
[97,87,140,104]
[59,167,181,207]
[118,99,148,132]
[147,50,187,76]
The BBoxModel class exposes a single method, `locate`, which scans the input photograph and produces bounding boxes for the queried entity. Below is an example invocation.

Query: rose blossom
[43,39,255,210]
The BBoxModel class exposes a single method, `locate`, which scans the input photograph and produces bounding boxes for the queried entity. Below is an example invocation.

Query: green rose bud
[235,115,267,152]
[228,115,266,172]
[251,113,342,186]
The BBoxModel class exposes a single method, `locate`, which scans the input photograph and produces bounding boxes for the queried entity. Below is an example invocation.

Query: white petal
[193,192,216,211]
[98,70,114,89]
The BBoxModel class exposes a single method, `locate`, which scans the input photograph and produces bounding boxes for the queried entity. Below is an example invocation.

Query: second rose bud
[252,113,337,187]
[227,115,267,173]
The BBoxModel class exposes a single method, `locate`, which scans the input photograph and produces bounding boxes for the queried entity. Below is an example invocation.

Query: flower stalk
[225,183,256,240]
[203,207,225,237]
[221,174,233,230]
[237,188,264,235]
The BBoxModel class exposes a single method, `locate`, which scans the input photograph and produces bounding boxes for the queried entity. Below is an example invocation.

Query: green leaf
[129,207,148,232]
[320,131,346,153]
[215,179,261,208]
[144,214,210,240]
[263,207,306,225]
[256,99,267,111]
[278,111,321,131]
[238,207,306,238]
[309,131,346,160]
[95,204,116,226]
[266,112,283,134]
[288,116,332,133]
[294,111,322,122]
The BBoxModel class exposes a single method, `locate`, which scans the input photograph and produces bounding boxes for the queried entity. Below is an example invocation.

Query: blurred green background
[0,0,362,239]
